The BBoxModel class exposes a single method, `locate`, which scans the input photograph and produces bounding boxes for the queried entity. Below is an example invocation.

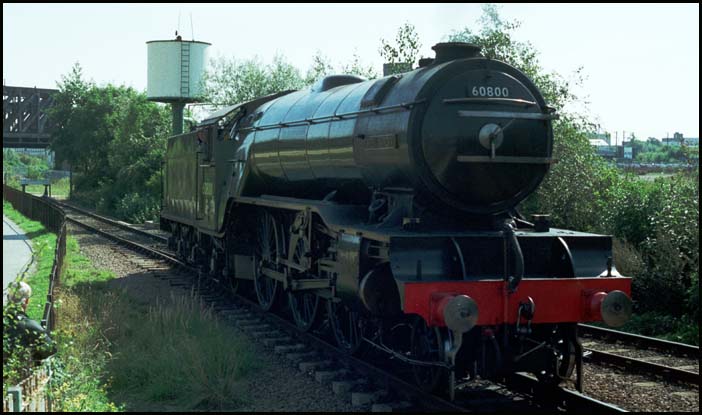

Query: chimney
[431,42,482,64]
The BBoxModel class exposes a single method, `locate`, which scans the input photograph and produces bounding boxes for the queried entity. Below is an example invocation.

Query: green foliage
[49,62,171,222]
[598,172,658,245]
[201,54,306,107]
[34,230,130,410]
[2,204,58,399]
[619,311,699,346]
[451,5,699,341]
[3,150,50,180]
[2,202,55,321]
[339,51,379,80]
[3,302,34,395]
[112,192,161,224]
[688,272,700,322]
[630,138,698,164]
[447,4,581,110]
[44,229,260,410]
[447,5,596,231]
[379,22,421,74]
[3,149,21,174]
[636,174,699,315]
[61,237,115,288]
[201,48,381,109]
[304,50,335,84]
[48,236,121,411]
[107,292,260,410]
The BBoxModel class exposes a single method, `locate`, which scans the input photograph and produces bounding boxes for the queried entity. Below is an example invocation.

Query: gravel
[581,339,699,373]
[70,223,699,412]
[69,224,144,279]
[572,363,699,412]
[230,324,359,412]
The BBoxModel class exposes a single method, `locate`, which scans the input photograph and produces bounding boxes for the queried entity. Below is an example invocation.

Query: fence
[3,184,66,412]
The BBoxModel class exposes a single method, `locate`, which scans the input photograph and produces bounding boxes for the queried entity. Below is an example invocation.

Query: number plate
[471,86,510,98]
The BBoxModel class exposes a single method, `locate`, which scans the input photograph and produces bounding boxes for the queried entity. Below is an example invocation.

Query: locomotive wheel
[253,211,282,311]
[327,300,365,355]
[536,325,577,385]
[175,225,188,259]
[410,316,447,392]
[167,223,178,251]
[287,238,320,332]
[227,270,239,296]
[289,292,320,332]
[208,245,225,283]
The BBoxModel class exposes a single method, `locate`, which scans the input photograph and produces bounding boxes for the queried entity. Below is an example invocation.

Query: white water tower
[147,36,211,134]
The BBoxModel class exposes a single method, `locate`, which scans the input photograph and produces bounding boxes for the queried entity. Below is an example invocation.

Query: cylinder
[146,39,211,102]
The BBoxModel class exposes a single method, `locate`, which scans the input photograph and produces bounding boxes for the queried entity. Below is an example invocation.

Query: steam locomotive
[160,42,632,398]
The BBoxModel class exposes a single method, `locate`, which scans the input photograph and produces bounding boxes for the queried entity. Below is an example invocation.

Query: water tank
[146,39,211,102]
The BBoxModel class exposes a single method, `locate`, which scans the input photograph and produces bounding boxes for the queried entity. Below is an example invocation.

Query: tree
[106,91,171,221]
[201,55,305,108]
[379,22,421,75]
[304,50,335,85]
[340,51,379,80]
[447,5,580,111]
[448,6,699,338]
[48,63,171,221]
[48,63,94,173]
[202,50,380,108]
[446,5,602,231]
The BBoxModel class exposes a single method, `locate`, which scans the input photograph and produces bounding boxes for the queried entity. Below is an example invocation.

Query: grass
[61,237,115,287]
[14,177,71,199]
[636,172,675,182]
[4,200,261,411]
[3,201,60,398]
[50,226,260,411]
[105,290,261,410]
[52,281,260,411]
[3,201,55,321]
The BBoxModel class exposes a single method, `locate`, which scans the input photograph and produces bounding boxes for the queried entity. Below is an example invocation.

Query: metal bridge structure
[3,85,58,149]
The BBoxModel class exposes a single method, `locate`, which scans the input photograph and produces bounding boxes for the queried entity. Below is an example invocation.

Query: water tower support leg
[172,102,185,135]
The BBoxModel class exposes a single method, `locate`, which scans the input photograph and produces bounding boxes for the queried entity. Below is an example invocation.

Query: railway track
[579,324,699,385]
[58,201,628,412]
[55,200,169,246]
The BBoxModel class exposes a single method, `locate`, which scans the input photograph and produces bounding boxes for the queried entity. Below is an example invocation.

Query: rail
[64,207,625,412]
[579,324,699,356]
[579,323,699,385]
[1,193,660,412]
[56,200,168,245]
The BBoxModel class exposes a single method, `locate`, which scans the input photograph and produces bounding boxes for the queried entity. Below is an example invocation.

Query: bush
[49,65,170,224]
[620,311,699,346]
[687,272,699,322]
[113,192,160,223]
[3,303,34,395]
[597,174,658,246]
[611,238,645,277]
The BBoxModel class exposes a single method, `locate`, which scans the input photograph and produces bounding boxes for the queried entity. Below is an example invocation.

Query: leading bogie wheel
[327,300,365,355]
[410,315,447,392]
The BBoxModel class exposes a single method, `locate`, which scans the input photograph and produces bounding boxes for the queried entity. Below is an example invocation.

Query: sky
[3,3,699,141]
